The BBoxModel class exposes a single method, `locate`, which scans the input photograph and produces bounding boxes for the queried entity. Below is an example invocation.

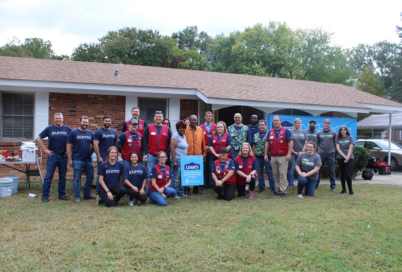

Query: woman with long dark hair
[123,152,148,206]
[336,125,355,195]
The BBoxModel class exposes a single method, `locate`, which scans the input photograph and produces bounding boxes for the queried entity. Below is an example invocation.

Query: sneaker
[147,198,155,204]
[137,200,141,204]
[297,194,303,198]
[349,192,355,195]
[340,190,347,195]
[272,191,278,196]
[258,188,265,193]
[248,192,254,200]
[331,188,335,192]
[281,194,287,199]
[97,196,104,205]
[217,194,224,200]
[174,195,181,200]
[84,195,96,200]
[289,186,293,190]
[128,201,134,207]
[75,198,81,203]
[245,184,250,194]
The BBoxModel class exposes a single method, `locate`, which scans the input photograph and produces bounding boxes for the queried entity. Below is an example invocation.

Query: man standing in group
[200,111,216,189]
[253,119,275,193]
[117,119,143,166]
[182,115,207,195]
[317,119,337,191]
[37,113,72,203]
[265,115,293,198]
[228,113,251,159]
[93,116,118,168]
[122,107,147,136]
[305,120,319,151]
[247,114,260,144]
[67,116,96,203]
[143,111,172,189]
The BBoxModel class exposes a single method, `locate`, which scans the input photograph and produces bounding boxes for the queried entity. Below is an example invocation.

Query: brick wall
[0,93,126,182]
[180,99,199,120]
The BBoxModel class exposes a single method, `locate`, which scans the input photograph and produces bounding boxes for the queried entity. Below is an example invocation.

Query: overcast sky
[1,0,401,56]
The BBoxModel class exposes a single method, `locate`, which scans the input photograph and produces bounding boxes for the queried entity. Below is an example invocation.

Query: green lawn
[1,182,401,271]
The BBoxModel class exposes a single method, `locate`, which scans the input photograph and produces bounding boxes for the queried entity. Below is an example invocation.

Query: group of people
[37,107,355,207]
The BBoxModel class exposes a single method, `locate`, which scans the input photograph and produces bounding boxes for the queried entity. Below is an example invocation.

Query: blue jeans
[317,154,336,189]
[170,158,181,192]
[42,154,68,198]
[122,159,131,167]
[148,187,177,206]
[146,154,159,190]
[297,176,317,196]
[255,156,275,190]
[288,153,299,187]
[72,160,94,199]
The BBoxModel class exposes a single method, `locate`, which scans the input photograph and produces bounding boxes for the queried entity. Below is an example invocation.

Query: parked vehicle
[356,139,402,170]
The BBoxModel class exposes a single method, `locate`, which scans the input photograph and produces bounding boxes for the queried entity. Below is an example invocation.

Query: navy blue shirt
[234,157,259,172]
[209,133,234,147]
[96,161,124,193]
[93,128,117,160]
[39,125,72,154]
[212,159,236,174]
[67,129,94,162]
[247,124,259,140]
[122,164,147,189]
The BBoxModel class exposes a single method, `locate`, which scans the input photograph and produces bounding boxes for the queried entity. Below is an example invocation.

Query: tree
[397,12,402,44]
[0,37,27,57]
[22,38,53,59]
[71,43,101,62]
[355,66,387,97]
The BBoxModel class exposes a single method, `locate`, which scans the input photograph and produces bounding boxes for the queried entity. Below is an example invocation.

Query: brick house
[1,56,402,180]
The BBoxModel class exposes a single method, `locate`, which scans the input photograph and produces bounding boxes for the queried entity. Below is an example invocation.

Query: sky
[0,0,401,56]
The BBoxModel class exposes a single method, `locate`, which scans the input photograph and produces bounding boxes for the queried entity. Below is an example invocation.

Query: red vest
[200,123,216,146]
[269,127,289,156]
[211,133,231,159]
[235,156,255,185]
[126,119,145,135]
[121,131,143,161]
[214,159,236,186]
[149,164,170,191]
[147,124,169,155]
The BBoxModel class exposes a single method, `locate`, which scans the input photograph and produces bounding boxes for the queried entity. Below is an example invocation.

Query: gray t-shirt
[317,129,337,155]
[304,129,319,150]
[291,129,307,153]
[296,152,322,181]
[172,133,189,160]
[335,135,355,160]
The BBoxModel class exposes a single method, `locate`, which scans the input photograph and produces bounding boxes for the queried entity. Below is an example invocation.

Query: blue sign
[181,155,204,186]
[267,115,357,140]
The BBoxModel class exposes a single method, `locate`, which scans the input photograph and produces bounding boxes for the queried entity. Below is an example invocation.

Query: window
[364,141,378,150]
[356,141,365,148]
[137,98,167,125]
[1,93,34,139]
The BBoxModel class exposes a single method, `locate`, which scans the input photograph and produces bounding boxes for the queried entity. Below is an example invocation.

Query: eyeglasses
[158,156,167,159]
[163,122,170,125]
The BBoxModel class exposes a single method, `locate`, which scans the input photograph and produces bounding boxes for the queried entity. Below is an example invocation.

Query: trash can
[0,178,14,197]
[4,175,19,194]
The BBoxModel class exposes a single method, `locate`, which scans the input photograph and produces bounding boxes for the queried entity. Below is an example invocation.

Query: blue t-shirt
[93,128,117,160]
[247,124,259,139]
[122,164,147,189]
[96,161,124,193]
[39,125,72,154]
[212,159,236,174]
[209,134,234,147]
[67,129,94,162]
[234,157,259,172]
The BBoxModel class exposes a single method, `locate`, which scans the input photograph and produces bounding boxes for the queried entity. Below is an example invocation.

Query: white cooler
[23,149,36,162]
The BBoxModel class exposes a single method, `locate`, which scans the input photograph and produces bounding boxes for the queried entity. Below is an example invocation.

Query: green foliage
[397,12,402,44]
[356,66,387,97]
[0,37,54,59]
[351,146,371,178]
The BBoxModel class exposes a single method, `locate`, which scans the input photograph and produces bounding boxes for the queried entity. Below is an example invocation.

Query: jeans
[170,158,181,192]
[288,153,299,187]
[42,154,68,199]
[148,187,177,206]
[98,185,127,207]
[317,154,336,189]
[72,160,94,199]
[255,156,275,190]
[122,159,131,167]
[297,176,317,196]
[146,154,159,190]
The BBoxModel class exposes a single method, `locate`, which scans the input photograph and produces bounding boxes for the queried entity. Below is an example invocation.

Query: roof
[1,56,402,110]
[357,113,402,129]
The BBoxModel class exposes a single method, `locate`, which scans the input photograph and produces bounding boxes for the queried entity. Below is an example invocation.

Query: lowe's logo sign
[185,162,200,170]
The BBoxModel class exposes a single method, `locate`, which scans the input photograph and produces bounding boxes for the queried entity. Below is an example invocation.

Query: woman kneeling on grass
[211,147,237,201]
[234,143,258,200]
[295,141,321,198]
[97,146,126,207]
[123,152,148,207]
[148,151,178,206]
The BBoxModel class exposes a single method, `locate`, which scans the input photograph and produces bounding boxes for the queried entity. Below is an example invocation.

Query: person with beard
[305,120,319,151]
[117,119,143,167]
[67,116,96,203]
[228,113,252,159]
[200,111,216,189]
[247,114,259,144]
[93,116,118,168]
[122,107,147,136]
[317,119,337,191]
[37,112,72,202]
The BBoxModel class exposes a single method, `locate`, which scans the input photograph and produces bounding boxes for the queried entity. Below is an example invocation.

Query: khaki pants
[271,156,288,194]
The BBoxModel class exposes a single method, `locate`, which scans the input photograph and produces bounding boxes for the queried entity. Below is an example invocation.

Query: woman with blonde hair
[288,118,307,189]
[96,146,126,207]
[234,142,258,199]
[336,125,355,195]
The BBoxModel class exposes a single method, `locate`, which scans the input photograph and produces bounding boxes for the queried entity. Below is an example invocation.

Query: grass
[1,181,402,271]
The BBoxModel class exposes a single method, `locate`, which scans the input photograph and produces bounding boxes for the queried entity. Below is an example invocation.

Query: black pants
[126,187,148,202]
[237,177,256,197]
[214,184,236,201]
[98,185,127,207]
[337,159,354,193]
